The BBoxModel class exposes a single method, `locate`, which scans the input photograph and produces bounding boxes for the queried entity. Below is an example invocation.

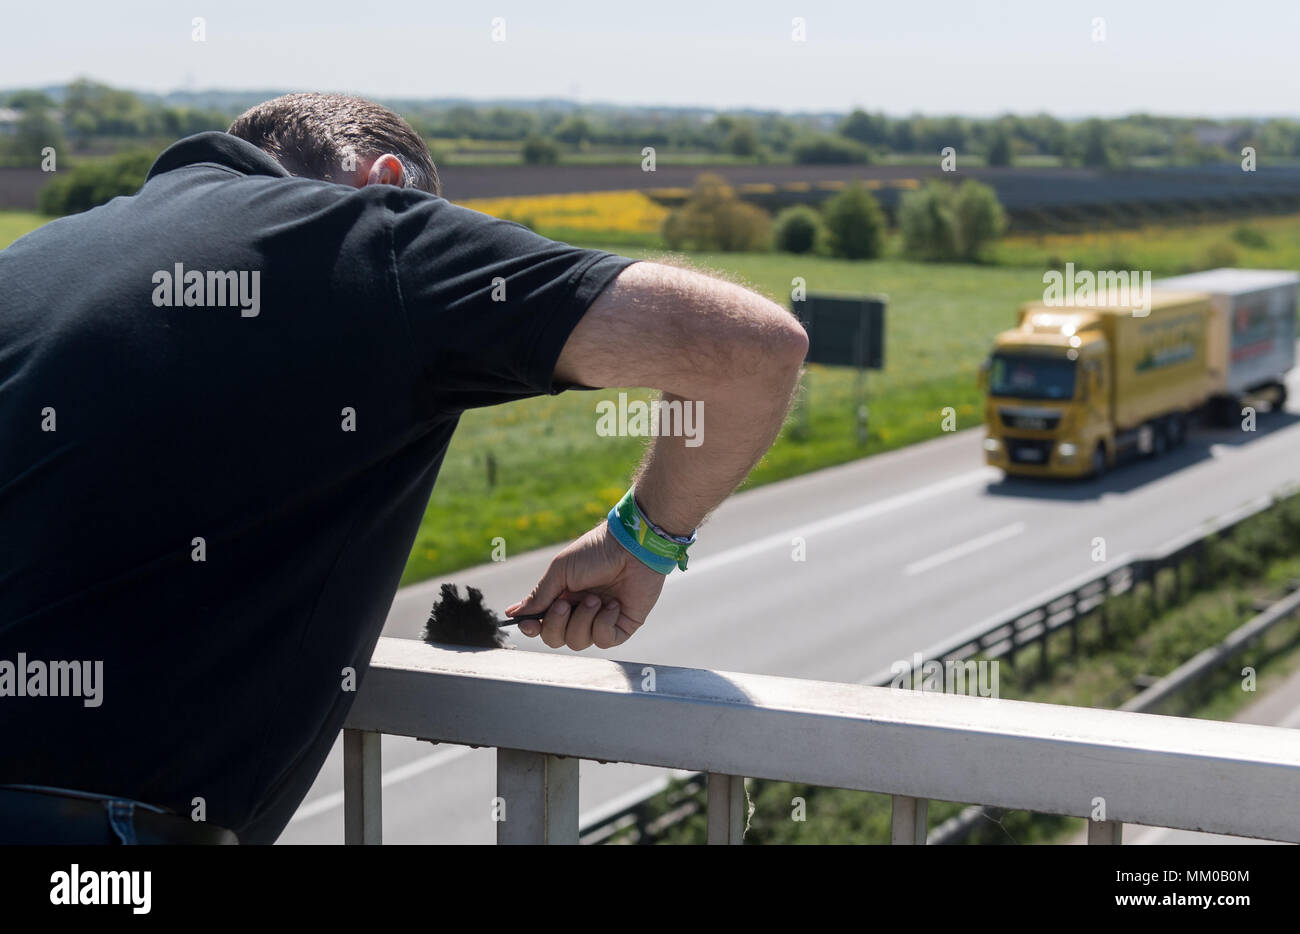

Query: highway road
[281,365,1300,844]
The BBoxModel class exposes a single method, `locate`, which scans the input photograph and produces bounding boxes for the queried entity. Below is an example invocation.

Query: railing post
[706,773,747,844]
[1087,819,1123,844]
[496,749,579,845]
[343,728,382,845]
[890,795,928,844]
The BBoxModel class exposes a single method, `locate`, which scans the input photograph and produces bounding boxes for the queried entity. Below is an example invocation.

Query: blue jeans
[0,783,170,844]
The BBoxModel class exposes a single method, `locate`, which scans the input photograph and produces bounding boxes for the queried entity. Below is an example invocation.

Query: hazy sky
[2,0,1296,117]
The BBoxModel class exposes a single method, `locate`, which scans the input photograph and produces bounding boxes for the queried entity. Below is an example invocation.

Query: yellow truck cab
[982,292,1215,478]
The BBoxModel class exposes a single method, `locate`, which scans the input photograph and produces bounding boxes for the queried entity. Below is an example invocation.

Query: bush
[820,183,885,259]
[1200,241,1239,270]
[726,121,760,158]
[953,179,1008,260]
[899,182,962,261]
[791,134,872,165]
[1230,225,1270,249]
[37,150,155,216]
[899,179,1006,262]
[986,131,1013,167]
[772,205,827,254]
[661,173,771,252]
[0,107,65,166]
[1074,119,1117,168]
[521,135,559,165]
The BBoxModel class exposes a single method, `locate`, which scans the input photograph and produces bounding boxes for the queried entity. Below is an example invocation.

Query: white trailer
[1154,268,1298,414]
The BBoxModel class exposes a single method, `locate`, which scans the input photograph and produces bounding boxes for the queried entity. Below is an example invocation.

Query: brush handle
[500,611,547,626]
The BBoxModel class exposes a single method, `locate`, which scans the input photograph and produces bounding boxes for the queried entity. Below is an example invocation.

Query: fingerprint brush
[422,583,540,648]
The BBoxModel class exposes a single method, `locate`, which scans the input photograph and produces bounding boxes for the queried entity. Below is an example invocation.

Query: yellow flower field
[456,190,669,234]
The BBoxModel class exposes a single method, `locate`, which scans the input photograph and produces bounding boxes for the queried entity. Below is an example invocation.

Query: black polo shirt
[0,132,635,843]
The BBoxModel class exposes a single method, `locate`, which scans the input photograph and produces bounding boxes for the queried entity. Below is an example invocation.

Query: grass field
[994,214,1300,276]
[4,206,1299,583]
[0,211,52,249]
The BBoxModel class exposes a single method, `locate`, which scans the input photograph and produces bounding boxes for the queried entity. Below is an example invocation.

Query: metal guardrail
[336,486,1299,845]
[341,635,1300,845]
[577,486,1296,843]
[929,568,1300,844]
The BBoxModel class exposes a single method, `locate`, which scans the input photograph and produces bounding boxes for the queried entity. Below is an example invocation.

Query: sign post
[796,294,886,444]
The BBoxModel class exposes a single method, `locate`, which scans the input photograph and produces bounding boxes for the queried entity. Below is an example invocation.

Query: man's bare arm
[506,262,807,650]
[555,261,806,531]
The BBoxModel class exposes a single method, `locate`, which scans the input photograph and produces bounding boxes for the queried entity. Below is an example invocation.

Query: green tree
[821,183,885,259]
[839,109,890,147]
[900,180,1006,262]
[899,182,962,261]
[37,150,155,215]
[661,173,771,252]
[726,119,760,157]
[521,135,560,165]
[953,180,1007,260]
[772,205,827,254]
[553,116,592,145]
[6,90,57,111]
[1075,119,1117,168]
[985,130,1013,167]
[4,107,65,165]
[791,134,871,164]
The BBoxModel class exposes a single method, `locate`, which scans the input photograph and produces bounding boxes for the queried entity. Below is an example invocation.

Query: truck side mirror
[977,358,990,390]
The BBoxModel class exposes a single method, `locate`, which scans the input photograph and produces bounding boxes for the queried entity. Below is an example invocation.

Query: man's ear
[363,153,405,188]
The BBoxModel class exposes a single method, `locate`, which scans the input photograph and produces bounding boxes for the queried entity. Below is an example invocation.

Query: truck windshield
[989,354,1077,400]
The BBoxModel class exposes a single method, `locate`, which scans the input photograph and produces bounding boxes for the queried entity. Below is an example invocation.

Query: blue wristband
[605,489,695,574]
[606,506,679,574]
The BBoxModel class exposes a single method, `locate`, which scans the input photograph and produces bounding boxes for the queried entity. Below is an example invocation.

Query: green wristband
[607,488,696,573]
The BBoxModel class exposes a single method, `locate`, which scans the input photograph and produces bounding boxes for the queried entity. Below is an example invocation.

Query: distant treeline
[4,79,1300,169]
[403,107,1300,169]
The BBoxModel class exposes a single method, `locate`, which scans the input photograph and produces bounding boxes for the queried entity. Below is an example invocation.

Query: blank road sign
[798,294,885,369]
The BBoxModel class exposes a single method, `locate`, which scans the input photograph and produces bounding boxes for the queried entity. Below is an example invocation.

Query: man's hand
[506,522,666,650]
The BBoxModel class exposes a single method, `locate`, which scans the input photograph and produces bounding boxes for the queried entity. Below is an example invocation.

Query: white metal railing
[340,636,1300,845]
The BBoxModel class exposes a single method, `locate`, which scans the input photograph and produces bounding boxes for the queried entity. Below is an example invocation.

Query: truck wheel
[1167,414,1185,448]
[1152,423,1168,457]
[1090,444,1107,479]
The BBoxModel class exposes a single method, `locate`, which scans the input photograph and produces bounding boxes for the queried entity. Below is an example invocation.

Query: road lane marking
[676,467,998,579]
[288,744,475,824]
[904,522,1027,576]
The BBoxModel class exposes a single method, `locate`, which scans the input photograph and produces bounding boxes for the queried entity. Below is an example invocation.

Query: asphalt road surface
[281,365,1300,844]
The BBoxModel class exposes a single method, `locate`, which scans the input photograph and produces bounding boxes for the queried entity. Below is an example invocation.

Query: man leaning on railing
[0,92,808,844]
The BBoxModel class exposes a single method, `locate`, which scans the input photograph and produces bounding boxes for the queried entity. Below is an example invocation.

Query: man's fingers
[564,593,601,651]
[613,612,644,646]
[591,599,622,649]
[539,598,572,648]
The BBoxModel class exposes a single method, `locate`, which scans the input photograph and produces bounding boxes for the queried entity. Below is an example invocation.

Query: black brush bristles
[423,583,509,648]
